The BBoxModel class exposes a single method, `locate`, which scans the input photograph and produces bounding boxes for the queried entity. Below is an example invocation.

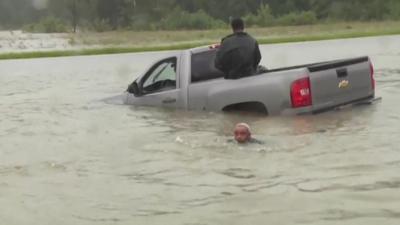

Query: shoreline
[1,21,400,60]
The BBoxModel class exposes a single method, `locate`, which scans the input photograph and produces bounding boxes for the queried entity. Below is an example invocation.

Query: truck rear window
[191,50,225,83]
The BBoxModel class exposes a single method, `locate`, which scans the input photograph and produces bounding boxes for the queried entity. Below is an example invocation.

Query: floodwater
[0,30,73,53]
[1,35,400,225]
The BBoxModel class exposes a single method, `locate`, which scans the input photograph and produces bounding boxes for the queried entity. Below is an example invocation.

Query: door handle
[162,98,176,104]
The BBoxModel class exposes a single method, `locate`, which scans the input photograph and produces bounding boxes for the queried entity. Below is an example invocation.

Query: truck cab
[126,53,186,108]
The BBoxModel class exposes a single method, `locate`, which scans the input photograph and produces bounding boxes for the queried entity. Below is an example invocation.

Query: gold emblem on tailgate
[338,80,350,89]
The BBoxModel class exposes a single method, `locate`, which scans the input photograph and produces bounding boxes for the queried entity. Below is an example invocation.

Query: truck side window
[142,57,177,94]
[191,49,225,83]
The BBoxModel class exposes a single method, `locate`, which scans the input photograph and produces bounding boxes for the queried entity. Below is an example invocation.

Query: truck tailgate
[308,57,374,110]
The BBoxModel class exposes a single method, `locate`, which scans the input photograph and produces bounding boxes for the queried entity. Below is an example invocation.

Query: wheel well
[222,102,268,115]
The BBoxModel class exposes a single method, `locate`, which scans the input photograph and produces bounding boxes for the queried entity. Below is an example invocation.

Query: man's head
[234,123,251,143]
[231,17,244,33]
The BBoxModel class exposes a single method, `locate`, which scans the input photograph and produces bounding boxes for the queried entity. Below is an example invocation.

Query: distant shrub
[159,7,226,30]
[276,11,317,26]
[386,1,400,20]
[129,14,153,30]
[23,17,68,33]
[244,4,275,27]
[244,5,317,27]
[90,19,113,32]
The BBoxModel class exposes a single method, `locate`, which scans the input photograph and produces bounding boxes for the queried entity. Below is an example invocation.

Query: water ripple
[120,169,175,184]
[320,209,400,221]
[0,165,29,176]
[296,179,400,193]
[72,215,122,222]
[132,209,182,217]
[180,195,225,208]
[218,168,256,179]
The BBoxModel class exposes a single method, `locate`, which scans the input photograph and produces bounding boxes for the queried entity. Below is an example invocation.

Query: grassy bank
[1,21,400,60]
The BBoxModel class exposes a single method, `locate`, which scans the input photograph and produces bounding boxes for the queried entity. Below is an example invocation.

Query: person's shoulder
[249,138,264,145]
[237,31,252,37]
[221,33,235,42]
[238,32,257,42]
[245,33,258,41]
[227,139,235,143]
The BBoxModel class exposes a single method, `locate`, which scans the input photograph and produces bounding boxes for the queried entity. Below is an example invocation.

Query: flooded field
[0,30,75,53]
[1,35,400,225]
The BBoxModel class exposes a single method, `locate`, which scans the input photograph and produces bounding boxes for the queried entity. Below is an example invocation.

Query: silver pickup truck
[123,45,376,115]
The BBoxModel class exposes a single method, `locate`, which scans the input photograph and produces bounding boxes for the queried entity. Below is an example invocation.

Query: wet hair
[235,123,251,133]
[231,18,244,31]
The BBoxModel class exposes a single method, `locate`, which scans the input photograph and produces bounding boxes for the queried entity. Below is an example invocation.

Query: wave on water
[101,94,127,105]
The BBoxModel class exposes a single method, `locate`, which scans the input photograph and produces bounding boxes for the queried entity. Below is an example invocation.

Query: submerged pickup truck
[123,45,376,115]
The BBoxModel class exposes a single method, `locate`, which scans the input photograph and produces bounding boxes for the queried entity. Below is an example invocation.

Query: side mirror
[127,81,142,97]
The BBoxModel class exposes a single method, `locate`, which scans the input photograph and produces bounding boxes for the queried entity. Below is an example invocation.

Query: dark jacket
[215,32,262,79]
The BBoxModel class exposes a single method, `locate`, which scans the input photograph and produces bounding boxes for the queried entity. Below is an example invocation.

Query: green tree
[2,0,400,32]
[0,0,38,28]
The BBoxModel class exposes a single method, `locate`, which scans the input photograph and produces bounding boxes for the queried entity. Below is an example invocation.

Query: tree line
[1,0,400,32]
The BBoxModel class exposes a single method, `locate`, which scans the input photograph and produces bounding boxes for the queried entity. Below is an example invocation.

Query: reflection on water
[1,36,400,225]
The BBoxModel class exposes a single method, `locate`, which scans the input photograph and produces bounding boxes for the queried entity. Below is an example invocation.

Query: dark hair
[231,17,244,31]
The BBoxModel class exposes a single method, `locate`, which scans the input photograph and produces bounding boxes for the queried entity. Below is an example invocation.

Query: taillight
[370,61,375,90]
[291,77,312,108]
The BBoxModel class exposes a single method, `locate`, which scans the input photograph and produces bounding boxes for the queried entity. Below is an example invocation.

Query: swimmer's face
[234,126,251,143]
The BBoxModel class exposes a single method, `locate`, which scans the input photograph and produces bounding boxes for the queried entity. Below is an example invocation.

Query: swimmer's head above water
[234,123,252,143]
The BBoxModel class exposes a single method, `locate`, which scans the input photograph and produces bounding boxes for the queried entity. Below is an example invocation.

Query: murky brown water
[1,36,400,225]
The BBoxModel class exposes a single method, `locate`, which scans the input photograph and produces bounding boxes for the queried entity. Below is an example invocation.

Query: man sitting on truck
[215,17,262,79]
